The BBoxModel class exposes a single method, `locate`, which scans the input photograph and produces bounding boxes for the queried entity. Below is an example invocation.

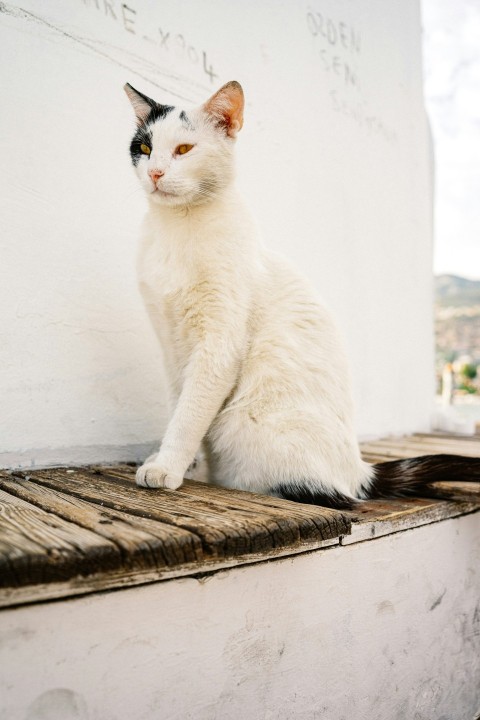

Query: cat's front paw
[135,463,183,490]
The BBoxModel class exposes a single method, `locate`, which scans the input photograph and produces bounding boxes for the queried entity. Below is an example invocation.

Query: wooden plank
[0,476,203,570]
[0,487,122,587]
[95,459,480,502]
[412,431,480,445]
[97,464,348,540]
[424,481,480,503]
[359,433,480,527]
[342,496,480,545]
[362,444,480,459]
[0,468,350,606]
[1,430,479,608]
[0,534,340,609]
[361,452,402,463]
[360,436,480,459]
[7,468,350,553]
[0,467,346,608]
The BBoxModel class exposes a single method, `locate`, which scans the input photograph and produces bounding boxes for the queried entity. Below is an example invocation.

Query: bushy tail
[368,454,480,500]
[277,454,480,510]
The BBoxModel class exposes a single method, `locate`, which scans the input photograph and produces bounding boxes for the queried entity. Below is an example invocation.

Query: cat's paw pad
[135,463,183,490]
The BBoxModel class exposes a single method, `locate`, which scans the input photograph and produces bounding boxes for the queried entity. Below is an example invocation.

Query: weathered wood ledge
[0,432,479,608]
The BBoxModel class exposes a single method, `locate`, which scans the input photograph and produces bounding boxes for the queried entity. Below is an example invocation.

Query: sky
[422,0,480,279]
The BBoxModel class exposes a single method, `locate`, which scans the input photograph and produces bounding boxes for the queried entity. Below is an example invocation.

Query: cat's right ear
[203,81,244,138]
[124,83,155,125]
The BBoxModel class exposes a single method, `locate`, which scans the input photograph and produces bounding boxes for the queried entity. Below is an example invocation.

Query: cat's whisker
[121,186,147,201]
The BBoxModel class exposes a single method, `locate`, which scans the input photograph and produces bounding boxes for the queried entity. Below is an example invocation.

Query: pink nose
[149,169,164,184]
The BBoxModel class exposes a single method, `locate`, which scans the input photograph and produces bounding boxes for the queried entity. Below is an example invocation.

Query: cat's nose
[148,169,164,184]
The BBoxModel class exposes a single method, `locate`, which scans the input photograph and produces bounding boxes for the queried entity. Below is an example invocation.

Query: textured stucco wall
[0,0,433,467]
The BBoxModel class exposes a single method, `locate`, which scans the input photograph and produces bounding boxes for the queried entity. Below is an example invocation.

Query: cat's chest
[138,234,189,295]
[137,233,212,342]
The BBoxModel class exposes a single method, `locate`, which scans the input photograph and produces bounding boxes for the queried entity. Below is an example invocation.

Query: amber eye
[175,144,194,156]
[140,143,151,155]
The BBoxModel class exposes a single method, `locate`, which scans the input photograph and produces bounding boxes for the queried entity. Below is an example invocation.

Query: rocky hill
[435,274,480,308]
[435,275,480,365]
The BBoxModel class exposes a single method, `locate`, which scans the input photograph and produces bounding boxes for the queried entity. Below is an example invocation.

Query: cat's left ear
[203,81,244,138]
[124,83,157,125]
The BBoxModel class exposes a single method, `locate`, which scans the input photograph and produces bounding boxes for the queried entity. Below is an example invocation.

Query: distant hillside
[435,274,480,308]
[435,275,480,366]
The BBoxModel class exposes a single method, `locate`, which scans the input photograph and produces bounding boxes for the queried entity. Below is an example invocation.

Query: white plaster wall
[0,0,434,467]
[1,513,479,720]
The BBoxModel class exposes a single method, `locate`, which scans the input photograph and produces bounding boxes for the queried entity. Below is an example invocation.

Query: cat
[124,80,480,509]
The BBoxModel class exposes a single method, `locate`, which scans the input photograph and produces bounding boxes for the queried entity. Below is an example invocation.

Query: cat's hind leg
[210,407,372,508]
[184,445,209,483]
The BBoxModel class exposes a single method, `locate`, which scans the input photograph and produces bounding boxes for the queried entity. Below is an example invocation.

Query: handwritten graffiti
[306,11,361,53]
[306,6,397,144]
[157,28,217,82]
[306,7,361,90]
[80,0,219,84]
[329,91,397,144]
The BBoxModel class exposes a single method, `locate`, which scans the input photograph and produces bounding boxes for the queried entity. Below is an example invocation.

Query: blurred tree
[461,363,477,381]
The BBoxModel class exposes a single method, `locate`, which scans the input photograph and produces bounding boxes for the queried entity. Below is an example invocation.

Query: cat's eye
[175,144,194,156]
[140,143,151,155]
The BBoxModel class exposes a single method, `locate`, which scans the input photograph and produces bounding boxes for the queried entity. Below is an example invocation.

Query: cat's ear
[124,83,156,125]
[203,81,244,138]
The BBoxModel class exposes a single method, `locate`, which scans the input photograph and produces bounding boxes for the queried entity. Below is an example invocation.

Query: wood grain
[0,465,350,606]
[8,467,350,551]
[0,476,202,570]
[0,487,120,587]
[0,432,479,607]
[361,432,480,459]
[342,496,479,544]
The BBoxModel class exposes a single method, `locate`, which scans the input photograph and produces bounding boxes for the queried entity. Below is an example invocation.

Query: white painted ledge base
[0,442,158,471]
[1,513,479,720]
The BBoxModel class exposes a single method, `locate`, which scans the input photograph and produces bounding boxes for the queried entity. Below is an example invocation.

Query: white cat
[125,81,479,508]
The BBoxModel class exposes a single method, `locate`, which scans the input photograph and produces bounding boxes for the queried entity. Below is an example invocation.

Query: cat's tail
[367,453,480,501]
[277,454,480,510]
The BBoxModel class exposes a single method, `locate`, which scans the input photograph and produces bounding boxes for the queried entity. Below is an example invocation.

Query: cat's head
[124,81,244,208]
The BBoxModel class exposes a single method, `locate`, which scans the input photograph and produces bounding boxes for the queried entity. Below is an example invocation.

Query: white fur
[126,83,373,501]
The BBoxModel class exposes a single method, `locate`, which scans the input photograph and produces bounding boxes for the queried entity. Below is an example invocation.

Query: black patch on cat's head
[179,110,194,130]
[125,82,174,125]
[146,102,175,125]
[125,83,175,166]
[128,107,176,166]
[129,125,152,167]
